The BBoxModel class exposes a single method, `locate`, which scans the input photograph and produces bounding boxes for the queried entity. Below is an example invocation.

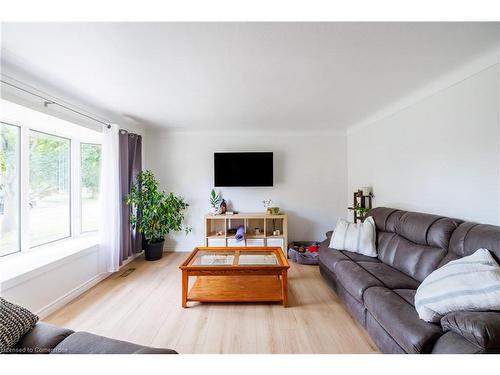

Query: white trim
[1,73,109,134]
[71,139,81,236]
[19,125,30,253]
[163,247,194,253]
[35,272,111,319]
[347,48,500,136]
[0,98,102,143]
[121,251,143,266]
[145,128,346,137]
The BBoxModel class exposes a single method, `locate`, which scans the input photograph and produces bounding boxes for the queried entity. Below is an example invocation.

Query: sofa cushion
[395,212,461,249]
[375,231,397,258]
[366,312,406,354]
[432,331,485,354]
[393,289,417,306]
[14,323,74,354]
[443,222,500,266]
[53,331,177,354]
[441,311,500,350]
[364,287,443,353]
[341,251,380,263]
[318,248,351,270]
[358,262,420,290]
[372,208,462,282]
[377,235,447,282]
[333,261,383,302]
[370,207,404,232]
[335,281,367,326]
[0,297,39,353]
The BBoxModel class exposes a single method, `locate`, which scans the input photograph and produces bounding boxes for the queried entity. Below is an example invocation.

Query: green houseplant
[209,188,221,214]
[353,204,370,220]
[126,170,191,261]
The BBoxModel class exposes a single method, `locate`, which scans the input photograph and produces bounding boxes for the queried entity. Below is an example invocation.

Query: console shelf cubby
[204,212,288,255]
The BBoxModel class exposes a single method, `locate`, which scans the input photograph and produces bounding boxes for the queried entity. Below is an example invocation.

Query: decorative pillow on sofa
[415,248,500,323]
[328,216,377,257]
[0,297,39,353]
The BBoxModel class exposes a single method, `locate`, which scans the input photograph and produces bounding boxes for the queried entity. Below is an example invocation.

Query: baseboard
[122,251,143,266]
[36,272,111,319]
[36,252,144,319]
[163,248,192,253]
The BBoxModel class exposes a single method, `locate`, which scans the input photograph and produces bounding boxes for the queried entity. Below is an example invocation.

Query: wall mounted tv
[214,152,273,187]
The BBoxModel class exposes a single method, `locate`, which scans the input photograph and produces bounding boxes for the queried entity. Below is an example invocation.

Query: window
[0,122,20,256]
[0,98,103,257]
[81,143,101,232]
[29,131,71,247]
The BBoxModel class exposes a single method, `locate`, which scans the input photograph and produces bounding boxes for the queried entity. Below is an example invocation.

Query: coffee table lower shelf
[187,275,284,304]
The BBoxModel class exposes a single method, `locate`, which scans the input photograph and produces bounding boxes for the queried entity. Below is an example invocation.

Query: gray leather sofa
[319,207,500,354]
[12,322,177,354]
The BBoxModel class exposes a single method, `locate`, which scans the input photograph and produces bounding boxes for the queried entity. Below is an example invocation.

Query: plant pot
[144,240,165,261]
[269,207,280,215]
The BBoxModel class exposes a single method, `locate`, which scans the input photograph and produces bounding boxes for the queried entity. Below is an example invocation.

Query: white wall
[145,132,347,250]
[347,64,500,224]
[0,244,105,317]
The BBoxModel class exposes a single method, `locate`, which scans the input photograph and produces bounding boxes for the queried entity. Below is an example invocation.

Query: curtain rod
[0,79,112,129]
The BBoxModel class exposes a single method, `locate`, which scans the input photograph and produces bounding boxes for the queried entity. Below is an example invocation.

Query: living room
[1,1,500,373]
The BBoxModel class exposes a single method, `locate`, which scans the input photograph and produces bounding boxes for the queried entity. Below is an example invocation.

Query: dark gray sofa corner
[319,207,500,354]
[11,322,177,354]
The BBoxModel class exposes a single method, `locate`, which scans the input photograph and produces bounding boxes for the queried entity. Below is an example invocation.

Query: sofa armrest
[52,331,177,354]
[133,347,178,354]
[319,232,333,251]
[441,311,500,350]
[14,323,74,354]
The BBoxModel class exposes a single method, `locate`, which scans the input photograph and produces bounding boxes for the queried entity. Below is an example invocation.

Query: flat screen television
[214,152,273,187]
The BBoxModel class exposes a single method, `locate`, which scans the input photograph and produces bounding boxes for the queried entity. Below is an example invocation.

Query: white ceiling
[1,22,499,132]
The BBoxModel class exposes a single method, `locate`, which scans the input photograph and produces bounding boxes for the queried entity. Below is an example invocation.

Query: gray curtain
[119,130,143,265]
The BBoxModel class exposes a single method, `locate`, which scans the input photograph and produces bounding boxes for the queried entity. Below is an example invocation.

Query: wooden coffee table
[179,247,290,308]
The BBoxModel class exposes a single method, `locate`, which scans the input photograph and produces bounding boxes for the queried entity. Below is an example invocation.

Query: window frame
[0,121,22,256]
[28,129,72,248]
[0,99,102,256]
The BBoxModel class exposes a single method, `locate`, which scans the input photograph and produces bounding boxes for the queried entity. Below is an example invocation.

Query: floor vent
[120,268,136,278]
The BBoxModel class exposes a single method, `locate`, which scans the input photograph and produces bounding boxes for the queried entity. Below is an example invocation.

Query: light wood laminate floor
[44,252,378,354]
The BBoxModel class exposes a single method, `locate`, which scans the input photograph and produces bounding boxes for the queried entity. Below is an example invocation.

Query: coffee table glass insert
[238,252,278,265]
[192,252,235,266]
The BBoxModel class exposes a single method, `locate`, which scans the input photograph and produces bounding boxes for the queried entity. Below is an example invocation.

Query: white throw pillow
[415,248,500,323]
[328,216,377,257]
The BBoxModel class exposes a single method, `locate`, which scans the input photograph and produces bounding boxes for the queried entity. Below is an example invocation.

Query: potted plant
[353,204,370,221]
[209,188,222,215]
[126,170,191,261]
